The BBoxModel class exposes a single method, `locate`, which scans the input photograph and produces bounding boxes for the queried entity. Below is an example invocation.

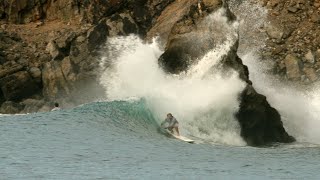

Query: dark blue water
[1,100,320,179]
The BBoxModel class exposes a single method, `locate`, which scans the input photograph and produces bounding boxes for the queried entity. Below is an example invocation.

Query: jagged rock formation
[0,0,295,146]
[148,0,295,146]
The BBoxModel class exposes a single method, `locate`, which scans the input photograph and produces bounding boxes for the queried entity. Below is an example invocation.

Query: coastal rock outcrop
[149,0,294,146]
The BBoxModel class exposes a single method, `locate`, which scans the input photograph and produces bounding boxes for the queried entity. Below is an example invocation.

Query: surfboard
[160,128,195,143]
[171,133,195,143]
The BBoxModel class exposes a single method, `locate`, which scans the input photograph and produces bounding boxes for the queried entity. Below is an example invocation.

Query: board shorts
[169,122,179,128]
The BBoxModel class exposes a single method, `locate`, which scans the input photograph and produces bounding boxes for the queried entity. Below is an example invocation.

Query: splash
[99,35,245,145]
[99,8,247,145]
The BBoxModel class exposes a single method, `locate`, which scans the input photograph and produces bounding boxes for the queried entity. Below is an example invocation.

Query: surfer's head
[167,113,173,118]
[54,102,59,107]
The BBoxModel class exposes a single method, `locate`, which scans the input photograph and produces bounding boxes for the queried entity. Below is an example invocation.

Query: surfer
[51,102,61,111]
[162,113,180,136]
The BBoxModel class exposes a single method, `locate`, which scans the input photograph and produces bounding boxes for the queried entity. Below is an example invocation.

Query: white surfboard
[160,123,195,143]
[171,133,195,143]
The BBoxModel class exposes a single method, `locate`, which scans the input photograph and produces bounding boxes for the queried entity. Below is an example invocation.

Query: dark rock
[55,31,77,57]
[87,18,108,52]
[21,98,45,113]
[0,71,40,101]
[0,101,25,114]
[107,13,139,36]
[236,85,295,146]
[157,0,226,73]
[0,64,23,78]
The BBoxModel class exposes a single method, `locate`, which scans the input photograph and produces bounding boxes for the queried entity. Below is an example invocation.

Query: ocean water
[1,100,320,180]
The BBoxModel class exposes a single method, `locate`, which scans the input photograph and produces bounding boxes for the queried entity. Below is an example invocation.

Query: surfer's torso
[164,117,179,127]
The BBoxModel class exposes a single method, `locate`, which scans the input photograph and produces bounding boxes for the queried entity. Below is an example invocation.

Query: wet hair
[54,102,59,107]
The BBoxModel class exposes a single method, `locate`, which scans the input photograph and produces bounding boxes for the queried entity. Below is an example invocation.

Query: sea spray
[99,8,248,145]
[99,33,246,145]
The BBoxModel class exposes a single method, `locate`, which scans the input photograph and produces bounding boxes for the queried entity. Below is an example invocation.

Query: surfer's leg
[168,127,174,134]
[174,127,180,136]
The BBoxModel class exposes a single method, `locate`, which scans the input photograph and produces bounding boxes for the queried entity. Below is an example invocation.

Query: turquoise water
[1,100,320,179]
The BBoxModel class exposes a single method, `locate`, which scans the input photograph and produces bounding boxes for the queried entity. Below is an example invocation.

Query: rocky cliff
[0,0,173,112]
[257,0,320,84]
[0,0,295,146]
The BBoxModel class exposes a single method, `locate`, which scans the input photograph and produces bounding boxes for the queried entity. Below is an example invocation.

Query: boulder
[265,23,283,40]
[287,6,298,13]
[21,98,45,113]
[303,67,318,82]
[28,67,42,81]
[284,54,301,80]
[61,56,77,82]
[0,71,40,101]
[316,49,320,62]
[236,85,295,146]
[146,0,200,43]
[46,40,63,60]
[42,61,71,100]
[310,12,320,23]
[38,104,52,112]
[304,50,315,64]
[0,101,24,114]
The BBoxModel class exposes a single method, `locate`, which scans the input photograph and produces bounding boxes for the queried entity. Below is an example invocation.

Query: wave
[99,34,246,145]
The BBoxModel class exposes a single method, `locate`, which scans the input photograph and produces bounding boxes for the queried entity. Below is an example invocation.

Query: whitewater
[1,5,320,180]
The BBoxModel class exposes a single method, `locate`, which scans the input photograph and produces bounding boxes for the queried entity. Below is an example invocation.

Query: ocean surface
[1,100,320,180]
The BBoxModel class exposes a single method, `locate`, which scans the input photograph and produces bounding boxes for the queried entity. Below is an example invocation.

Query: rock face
[0,0,174,113]
[236,86,295,145]
[256,0,320,84]
[149,0,294,146]
[0,71,40,101]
